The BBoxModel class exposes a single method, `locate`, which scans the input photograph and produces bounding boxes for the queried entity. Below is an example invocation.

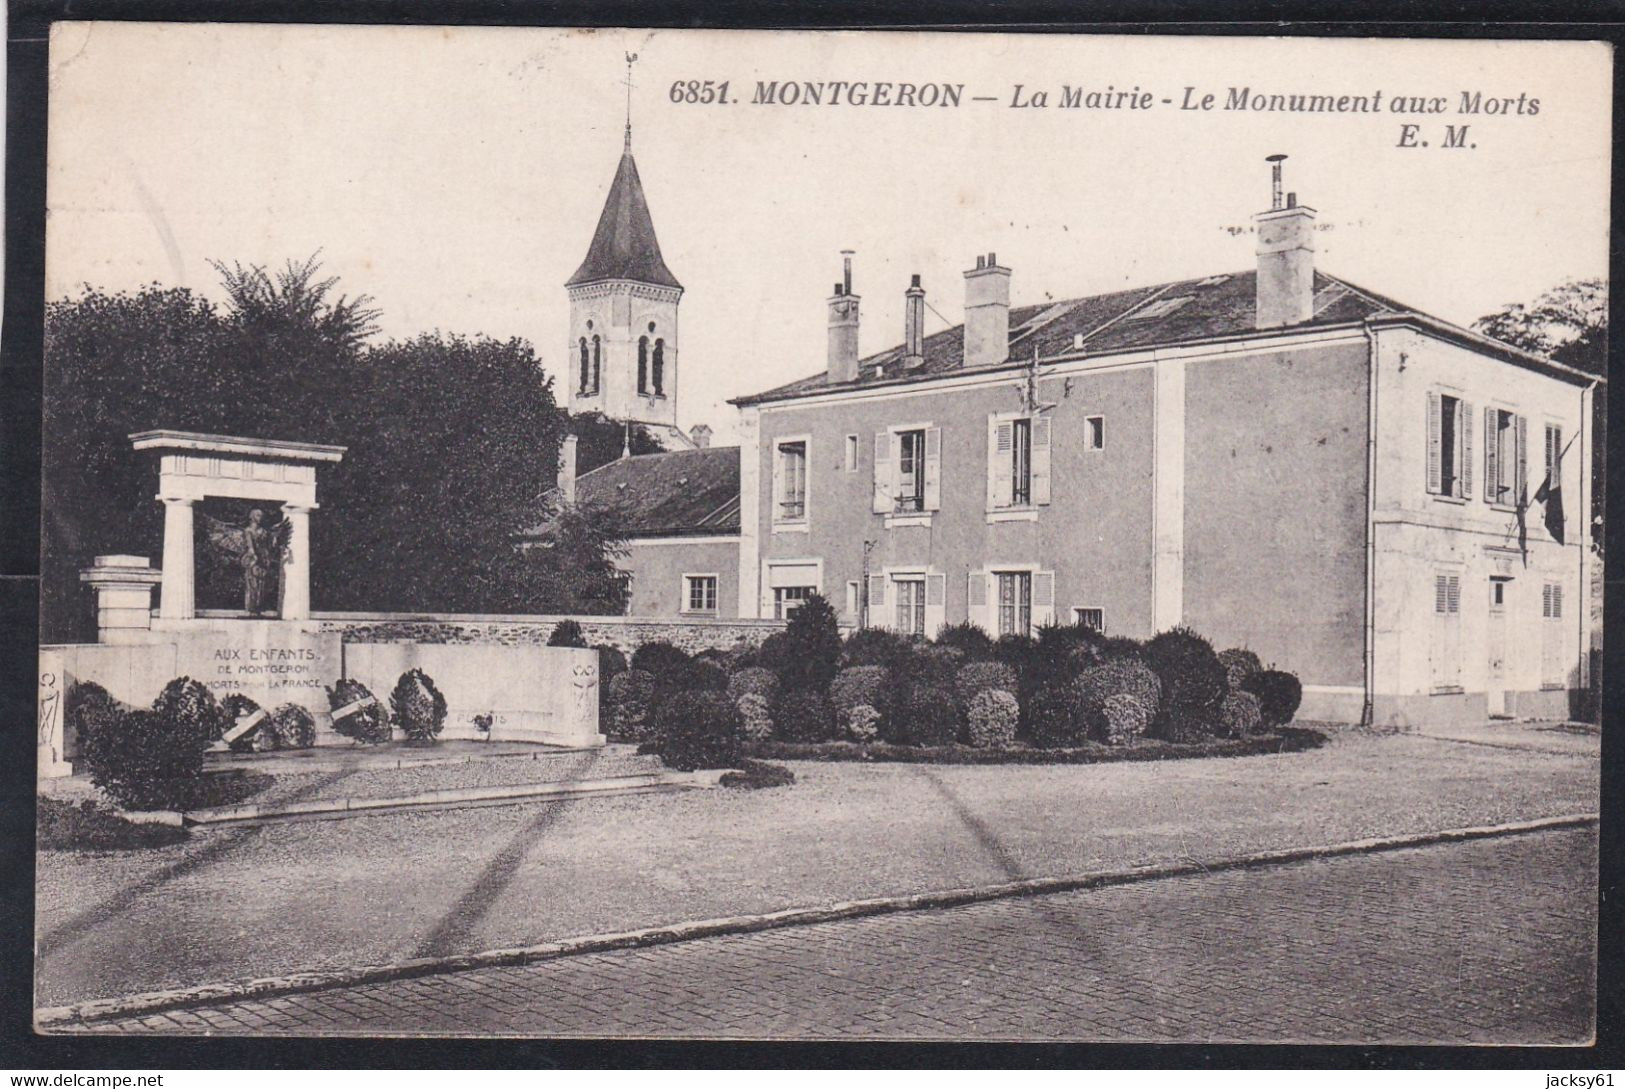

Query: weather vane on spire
[623,52,638,151]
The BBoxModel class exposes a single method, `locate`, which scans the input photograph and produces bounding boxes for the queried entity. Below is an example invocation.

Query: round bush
[934,622,996,661]
[1098,636,1145,662]
[1099,693,1151,746]
[965,689,1019,748]
[830,666,890,724]
[547,619,588,647]
[1219,690,1264,738]
[1027,683,1089,748]
[270,703,317,749]
[594,645,627,712]
[893,686,960,747]
[631,641,693,683]
[1218,648,1264,693]
[328,678,391,744]
[651,690,742,772]
[153,677,231,745]
[1033,622,1104,690]
[1242,669,1303,727]
[1073,660,1162,736]
[846,703,882,743]
[908,644,964,692]
[686,658,730,694]
[953,661,1018,710]
[390,668,448,744]
[840,627,915,671]
[736,693,774,741]
[64,681,122,756]
[1143,627,1227,735]
[605,668,657,742]
[726,666,780,705]
[83,701,212,811]
[773,689,835,742]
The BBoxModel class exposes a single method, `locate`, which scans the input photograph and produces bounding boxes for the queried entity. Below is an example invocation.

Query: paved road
[67,828,1596,1043]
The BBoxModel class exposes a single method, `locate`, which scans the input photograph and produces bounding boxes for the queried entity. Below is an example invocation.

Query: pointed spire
[623,51,637,152]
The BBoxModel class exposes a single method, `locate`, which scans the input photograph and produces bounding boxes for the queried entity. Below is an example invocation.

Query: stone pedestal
[81,555,162,644]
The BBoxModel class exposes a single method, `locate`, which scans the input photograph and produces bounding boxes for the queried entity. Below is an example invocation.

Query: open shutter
[771,446,786,520]
[967,570,989,631]
[866,574,887,629]
[1484,407,1499,504]
[1031,416,1052,505]
[1515,414,1528,505]
[1426,391,1442,495]
[1033,570,1056,628]
[923,427,943,511]
[925,572,946,638]
[989,419,1014,508]
[872,432,893,513]
[1459,400,1473,499]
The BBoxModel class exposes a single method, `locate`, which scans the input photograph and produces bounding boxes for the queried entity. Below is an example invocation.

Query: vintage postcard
[33,25,1606,1043]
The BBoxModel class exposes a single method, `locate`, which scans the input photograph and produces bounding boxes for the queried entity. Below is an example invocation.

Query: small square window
[684,575,718,614]
[1073,607,1105,634]
[1086,416,1105,451]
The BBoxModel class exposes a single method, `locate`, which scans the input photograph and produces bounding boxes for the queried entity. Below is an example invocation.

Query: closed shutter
[922,427,943,512]
[1515,414,1528,505]
[872,432,894,513]
[925,572,947,637]
[1033,570,1056,628]
[1432,573,1462,688]
[967,570,990,631]
[1484,407,1499,504]
[1426,391,1442,495]
[1031,416,1052,505]
[988,419,1014,508]
[845,580,858,618]
[1460,400,1474,499]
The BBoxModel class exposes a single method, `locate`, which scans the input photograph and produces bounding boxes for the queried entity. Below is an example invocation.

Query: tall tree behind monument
[42,258,623,641]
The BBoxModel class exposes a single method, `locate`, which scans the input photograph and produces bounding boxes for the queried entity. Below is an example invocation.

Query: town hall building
[554,138,1599,729]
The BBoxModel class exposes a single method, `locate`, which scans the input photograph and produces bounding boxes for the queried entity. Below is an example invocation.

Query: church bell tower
[565,113,683,432]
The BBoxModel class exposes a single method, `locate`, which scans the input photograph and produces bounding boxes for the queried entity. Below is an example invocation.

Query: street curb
[35,811,1598,1029]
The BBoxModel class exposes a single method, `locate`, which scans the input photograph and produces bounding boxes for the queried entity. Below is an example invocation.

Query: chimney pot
[1286,192,1297,208]
[975,255,986,270]
[911,273,921,288]
[904,273,926,368]
[988,252,997,266]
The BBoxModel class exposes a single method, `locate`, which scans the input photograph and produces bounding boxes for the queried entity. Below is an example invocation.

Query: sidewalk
[36,729,1599,1009]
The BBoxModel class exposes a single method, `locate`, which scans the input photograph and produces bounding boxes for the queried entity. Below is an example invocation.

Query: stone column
[280,503,314,620]
[158,496,195,620]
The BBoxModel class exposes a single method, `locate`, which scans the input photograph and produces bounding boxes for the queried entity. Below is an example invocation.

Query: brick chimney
[688,423,712,449]
[1254,154,1316,329]
[827,250,861,384]
[558,433,579,504]
[903,274,926,369]
[963,253,1011,368]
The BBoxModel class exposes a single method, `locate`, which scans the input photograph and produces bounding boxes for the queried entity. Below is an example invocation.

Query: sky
[46,26,1612,443]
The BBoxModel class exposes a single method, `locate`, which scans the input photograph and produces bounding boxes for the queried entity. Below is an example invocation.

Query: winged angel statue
[200,508,291,614]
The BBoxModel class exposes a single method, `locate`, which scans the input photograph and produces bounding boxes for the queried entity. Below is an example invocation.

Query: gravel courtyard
[36,726,1600,1009]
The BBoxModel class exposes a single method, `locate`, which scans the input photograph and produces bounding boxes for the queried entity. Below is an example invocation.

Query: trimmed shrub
[605,668,657,742]
[1218,648,1264,693]
[1073,659,1162,737]
[751,631,791,678]
[839,627,915,671]
[1143,627,1228,739]
[327,678,391,744]
[965,689,1020,748]
[270,703,317,749]
[686,658,730,694]
[934,621,996,661]
[719,759,796,790]
[830,666,890,724]
[775,592,843,691]
[1098,636,1146,662]
[547,619,588,648]
[954,661,1019,710]
[845,703,882,743]
[727,666,780,705]
[594,645,627,712]
[1027,684,1089,748]
[83,702,212,811]
[1032,621,1104,690]
[221,694,276,753]
[650,689,742,772]
[1218,690,1264,738]
[736,693,774,741]
[893,686,960,747]
[1242,669,1304,727]
[1099,693,1151,746]
[909,643,965,692]
[632,641,692,683]
[390,668,448,744]
[64,681,122,756]
[773,689,835,743]
[153,677,231,745]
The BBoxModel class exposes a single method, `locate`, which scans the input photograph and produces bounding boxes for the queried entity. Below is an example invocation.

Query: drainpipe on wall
[1360,320,1380,728]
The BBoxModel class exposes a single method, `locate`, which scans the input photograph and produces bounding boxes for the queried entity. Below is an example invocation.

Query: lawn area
[36,729,1598,1008]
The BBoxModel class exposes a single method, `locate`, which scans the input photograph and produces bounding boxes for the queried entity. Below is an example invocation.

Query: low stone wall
[310,612,796,657]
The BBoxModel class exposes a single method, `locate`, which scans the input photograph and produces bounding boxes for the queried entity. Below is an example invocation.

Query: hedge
[745,726,1325,765]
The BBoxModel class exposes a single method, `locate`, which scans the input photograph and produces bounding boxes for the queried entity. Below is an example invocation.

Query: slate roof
[566,148,683,290]
[574,445,740,537]
[734,270,1426,405]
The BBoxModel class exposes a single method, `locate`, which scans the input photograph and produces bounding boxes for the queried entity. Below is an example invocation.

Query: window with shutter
[1542,581,1567,688]
[988,419,1015,508]
[1431,571,1463,689]
[1460,400,1473,499]
[775,440,808,522]
[1033,570,1055,627]
[872,431,893,513]
[1426,391,1442,494]
[1485,406,1502,504]
[967,570,990,632]
[895,429,926,512]
[1030,418,1052,505]
[893,576,927,636]
[923,427,942,511]
[1514,414,1528,505]
[925,572,947,638]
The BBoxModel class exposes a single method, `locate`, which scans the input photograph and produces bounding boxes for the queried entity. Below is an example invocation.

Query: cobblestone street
[69,827,1596,1044]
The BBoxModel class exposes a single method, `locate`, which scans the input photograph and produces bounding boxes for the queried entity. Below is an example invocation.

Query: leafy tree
[569,410,665,476]
[774,592,842,692]
[513,500,630,615]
